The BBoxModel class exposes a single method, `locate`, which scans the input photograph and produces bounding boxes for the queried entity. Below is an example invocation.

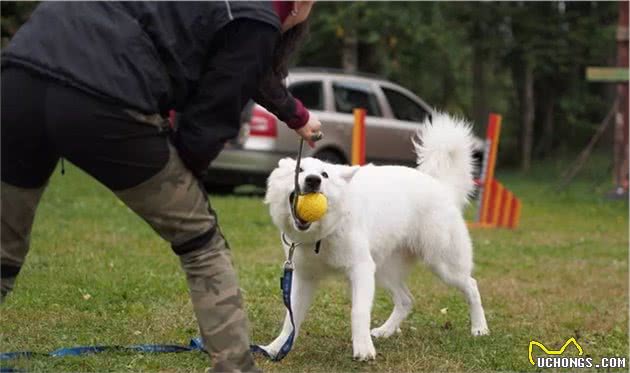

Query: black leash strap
[250,242,297,361]
[291,139,304,227]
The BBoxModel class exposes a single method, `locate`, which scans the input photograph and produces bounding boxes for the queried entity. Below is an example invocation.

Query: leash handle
[310,131,323,142]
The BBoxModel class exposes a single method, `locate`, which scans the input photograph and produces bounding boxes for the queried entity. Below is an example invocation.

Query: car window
[288,81,324,111]
[382,87,429,123]
[332,81,382,117]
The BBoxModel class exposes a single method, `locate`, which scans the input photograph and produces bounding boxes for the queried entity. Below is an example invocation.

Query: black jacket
[1,1,303,174]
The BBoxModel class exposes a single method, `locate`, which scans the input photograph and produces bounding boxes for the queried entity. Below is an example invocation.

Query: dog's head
[265,157,359,242]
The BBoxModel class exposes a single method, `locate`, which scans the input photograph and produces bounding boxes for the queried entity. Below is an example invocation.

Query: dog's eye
[321,171,328,178]
[299,167,304,173]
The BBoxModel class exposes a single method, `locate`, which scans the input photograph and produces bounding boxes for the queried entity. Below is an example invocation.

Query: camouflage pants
[1,142,259,372]
[1,69,260,372]
[115,143,260,373]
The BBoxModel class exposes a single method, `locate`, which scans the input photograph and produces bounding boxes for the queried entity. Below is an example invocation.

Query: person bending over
[0,1,319,372]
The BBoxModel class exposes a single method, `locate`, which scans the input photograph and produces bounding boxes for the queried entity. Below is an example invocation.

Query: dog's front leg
[349,259,376,360]
[261,271,318,358]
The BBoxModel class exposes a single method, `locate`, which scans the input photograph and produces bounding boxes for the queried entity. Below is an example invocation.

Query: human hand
[295,113,322,148]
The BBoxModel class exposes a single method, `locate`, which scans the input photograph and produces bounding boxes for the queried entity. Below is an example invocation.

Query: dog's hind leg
[371,258,413,338]
[261,271,319,358]
[423,217,489,336]
[429,257,489,336]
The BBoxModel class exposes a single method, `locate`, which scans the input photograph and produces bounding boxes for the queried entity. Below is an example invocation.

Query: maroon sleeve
[253,75,310,129]
[286,98,309,129]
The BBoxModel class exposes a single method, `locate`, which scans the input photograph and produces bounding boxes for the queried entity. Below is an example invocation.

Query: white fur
[414,113,476,209]
[262,113,489,361]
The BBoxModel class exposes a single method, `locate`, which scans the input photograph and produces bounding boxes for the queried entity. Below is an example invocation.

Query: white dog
[262,113,489,361]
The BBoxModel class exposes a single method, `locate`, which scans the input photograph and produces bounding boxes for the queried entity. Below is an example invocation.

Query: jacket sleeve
[173,19,279,176]
[254,74,310,130]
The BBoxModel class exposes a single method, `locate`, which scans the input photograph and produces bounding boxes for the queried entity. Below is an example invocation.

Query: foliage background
[1,1,621,170]
[292,2,619,169]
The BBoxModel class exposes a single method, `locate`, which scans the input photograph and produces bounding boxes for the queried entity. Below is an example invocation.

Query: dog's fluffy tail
[413,112,476,209]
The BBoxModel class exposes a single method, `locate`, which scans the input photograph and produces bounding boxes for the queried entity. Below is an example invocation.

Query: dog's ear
[338,165,360,182]
[278,157,296,169]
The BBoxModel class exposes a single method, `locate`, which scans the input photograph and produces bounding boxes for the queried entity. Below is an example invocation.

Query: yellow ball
[296,193,328,222]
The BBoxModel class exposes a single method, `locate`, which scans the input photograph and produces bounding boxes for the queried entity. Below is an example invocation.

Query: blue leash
[1,340,204,360]
[0,340,206,373]
[250,254,296,361]
[251,137,304,361]
[0,257,297,367]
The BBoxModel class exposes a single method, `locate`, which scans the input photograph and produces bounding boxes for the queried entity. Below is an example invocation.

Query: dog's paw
[370,326,401,339]
[352,336,376,361]
[471,326,490,336]
[258,344,279,359]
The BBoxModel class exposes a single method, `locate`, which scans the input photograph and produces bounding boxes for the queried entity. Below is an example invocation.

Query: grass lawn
[1,156,628,372]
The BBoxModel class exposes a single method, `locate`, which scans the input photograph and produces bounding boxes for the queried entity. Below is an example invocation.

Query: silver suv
[206,68,481,191]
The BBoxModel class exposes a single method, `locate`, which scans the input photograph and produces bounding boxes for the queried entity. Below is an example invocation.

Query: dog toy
[296,193,328,222]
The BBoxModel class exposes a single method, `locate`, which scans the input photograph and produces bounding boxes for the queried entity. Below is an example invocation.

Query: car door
[379,84,433,164]
[329,79,399,164]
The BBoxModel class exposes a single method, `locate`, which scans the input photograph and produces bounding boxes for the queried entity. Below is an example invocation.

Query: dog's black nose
[305,175,321,190]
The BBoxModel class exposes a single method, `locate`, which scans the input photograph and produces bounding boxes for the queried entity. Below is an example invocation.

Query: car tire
[314,149,346,165]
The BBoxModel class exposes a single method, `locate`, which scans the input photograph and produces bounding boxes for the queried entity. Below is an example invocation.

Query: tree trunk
[472,44,487,128]
[341,27,358,72]
[557,101,617,189]
[613,0,629,192]
[542,94,555,155]
[521,62,535,171]
[534,87,555,157]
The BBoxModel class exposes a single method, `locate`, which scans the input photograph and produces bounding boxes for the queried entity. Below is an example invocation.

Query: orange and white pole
[508,197,522,229]
[490,181,504,227]
[477,113,502,225]
[352,108,367,165]
[498,189,513,228]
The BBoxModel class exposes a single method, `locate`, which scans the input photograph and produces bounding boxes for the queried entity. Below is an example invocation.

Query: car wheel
[314,149,346,165]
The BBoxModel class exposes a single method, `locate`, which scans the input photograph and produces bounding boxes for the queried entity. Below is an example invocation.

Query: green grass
[1,156,628,372]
